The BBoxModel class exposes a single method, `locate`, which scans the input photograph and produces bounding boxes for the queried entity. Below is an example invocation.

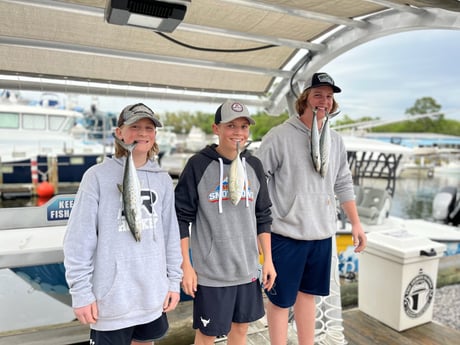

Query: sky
[324,29,460,122]
[15,29,460,122]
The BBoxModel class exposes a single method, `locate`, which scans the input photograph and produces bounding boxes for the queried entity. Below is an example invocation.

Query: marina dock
[1,305,459,345]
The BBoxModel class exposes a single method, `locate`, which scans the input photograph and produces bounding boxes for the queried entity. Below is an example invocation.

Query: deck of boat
[1,307,458,345]
[214,308,460,345]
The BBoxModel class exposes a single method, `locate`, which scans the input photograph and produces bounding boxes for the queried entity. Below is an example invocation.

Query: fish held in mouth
[228,141,245,206]
[112,133,143,242]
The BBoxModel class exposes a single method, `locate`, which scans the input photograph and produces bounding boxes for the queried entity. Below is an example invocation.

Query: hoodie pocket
[97,254,167,319]
[281,193,336,226]
[202,232,258,283]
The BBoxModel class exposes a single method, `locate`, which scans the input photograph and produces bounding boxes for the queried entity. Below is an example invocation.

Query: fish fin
[117,184,123,193]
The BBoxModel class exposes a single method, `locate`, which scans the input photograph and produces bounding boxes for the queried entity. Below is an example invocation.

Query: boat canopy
[0,0,460,115]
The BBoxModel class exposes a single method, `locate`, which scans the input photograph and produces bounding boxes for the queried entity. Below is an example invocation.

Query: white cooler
[358,230,446,331]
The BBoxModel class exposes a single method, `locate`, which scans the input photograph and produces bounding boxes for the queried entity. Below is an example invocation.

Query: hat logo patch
[231,102,244,113]
[317,74,334,84]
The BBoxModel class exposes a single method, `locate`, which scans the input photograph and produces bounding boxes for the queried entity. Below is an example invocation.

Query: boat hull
[1,154,104,197]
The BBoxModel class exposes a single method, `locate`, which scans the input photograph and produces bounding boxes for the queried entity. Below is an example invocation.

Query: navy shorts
[266,233,332,308]
[193,280,264,336]
[89,313,168,345]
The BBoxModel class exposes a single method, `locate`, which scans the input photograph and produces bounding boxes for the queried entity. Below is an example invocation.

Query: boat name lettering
[47,196,75,221]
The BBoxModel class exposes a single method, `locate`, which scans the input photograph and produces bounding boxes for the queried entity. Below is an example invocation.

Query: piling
[48,156,59,195]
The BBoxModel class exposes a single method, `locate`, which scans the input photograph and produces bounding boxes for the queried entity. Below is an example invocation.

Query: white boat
[0,101,107,195]
[156,126,178,159]
[435,161,460,175]
[0,194,192,308]
[434,149,460,175]
[184,126,207,152]
[335,137,460,279]
[400,147,460,178]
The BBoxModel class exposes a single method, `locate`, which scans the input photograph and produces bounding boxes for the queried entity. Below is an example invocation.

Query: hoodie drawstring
[218,157,224,214]
[242,157,249,208]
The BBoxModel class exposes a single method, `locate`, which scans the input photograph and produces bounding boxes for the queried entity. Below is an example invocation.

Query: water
[0,174,459,333]
[360,174,460,220]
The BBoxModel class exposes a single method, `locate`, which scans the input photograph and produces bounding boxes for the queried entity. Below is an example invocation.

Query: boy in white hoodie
[63,103,182,345]
[255,73,366,345]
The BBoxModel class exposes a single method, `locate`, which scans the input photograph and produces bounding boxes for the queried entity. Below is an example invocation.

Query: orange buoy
[36,181,55,198]
[36,196,51,206]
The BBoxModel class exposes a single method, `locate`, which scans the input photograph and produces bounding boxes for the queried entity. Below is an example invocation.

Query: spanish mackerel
[310,109,321,173]
[228,141,245,205]
[319,116,331,178]
[112,134,143,242]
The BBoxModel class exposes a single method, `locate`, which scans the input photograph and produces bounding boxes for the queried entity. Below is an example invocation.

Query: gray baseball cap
[214,100,255,125]
[118,103,162,128]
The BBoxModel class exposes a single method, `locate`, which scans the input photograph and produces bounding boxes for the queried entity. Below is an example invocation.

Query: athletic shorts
[89,313,168,345]
[266,233,332,308]
[193,280,265,336]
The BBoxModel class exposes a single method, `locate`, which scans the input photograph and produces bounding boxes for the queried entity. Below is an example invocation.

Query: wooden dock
[342,308,460,345]
[1,306,459,345]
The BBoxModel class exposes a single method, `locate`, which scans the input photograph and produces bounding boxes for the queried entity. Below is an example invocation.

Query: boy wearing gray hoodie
[175,100,276,345]
[63,103,182,345]
[255,73,366,345]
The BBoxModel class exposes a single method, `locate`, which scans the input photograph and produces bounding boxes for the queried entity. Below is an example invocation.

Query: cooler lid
[365,230,446,260]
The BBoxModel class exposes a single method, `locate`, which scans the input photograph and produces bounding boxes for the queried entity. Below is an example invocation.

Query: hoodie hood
[111,155,165,174]
[287,115,311,135]
[200,143,252,162]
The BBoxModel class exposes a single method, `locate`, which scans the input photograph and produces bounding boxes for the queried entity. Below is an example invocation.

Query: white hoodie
[63,156,182,331]
[255,116,355,240]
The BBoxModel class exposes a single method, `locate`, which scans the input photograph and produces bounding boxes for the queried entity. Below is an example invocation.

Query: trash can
[358,230,446,331]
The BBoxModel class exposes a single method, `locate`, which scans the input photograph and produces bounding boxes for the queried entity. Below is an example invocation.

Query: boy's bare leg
[266,300,289,345]
[294,292,316,345]
[194,329,217,345]
[226,322,249,345]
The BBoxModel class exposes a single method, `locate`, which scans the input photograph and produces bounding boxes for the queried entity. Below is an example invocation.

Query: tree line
[160,97,460,140]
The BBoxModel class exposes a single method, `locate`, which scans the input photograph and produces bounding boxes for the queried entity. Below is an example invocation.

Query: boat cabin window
[0,112,20,129]
[49,115,68,131]
[23,113,46,130]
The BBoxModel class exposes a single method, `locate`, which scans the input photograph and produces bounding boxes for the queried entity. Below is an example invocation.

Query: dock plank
[343,308,460,345]
[1,307,459,345]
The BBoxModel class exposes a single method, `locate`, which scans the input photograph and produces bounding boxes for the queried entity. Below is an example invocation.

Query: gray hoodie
[255,116,354,240]
[63,156,182,331]
[175,144,272,287]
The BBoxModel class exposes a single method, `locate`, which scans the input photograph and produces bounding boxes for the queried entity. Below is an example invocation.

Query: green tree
[251,111,289,140]
[160,97,460,138]
[406,97,442,116]
[404,97,443,132]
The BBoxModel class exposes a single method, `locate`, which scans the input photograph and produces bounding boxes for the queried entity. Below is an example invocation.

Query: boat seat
[356,187,392,225]
[432,186,458,224]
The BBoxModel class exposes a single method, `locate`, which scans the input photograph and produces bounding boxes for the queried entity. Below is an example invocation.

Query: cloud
[324,30,460,121]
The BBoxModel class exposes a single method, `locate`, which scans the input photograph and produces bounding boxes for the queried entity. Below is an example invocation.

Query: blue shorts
[266,233,332,308]
[89,313,168,345]
[193,281,264,336]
